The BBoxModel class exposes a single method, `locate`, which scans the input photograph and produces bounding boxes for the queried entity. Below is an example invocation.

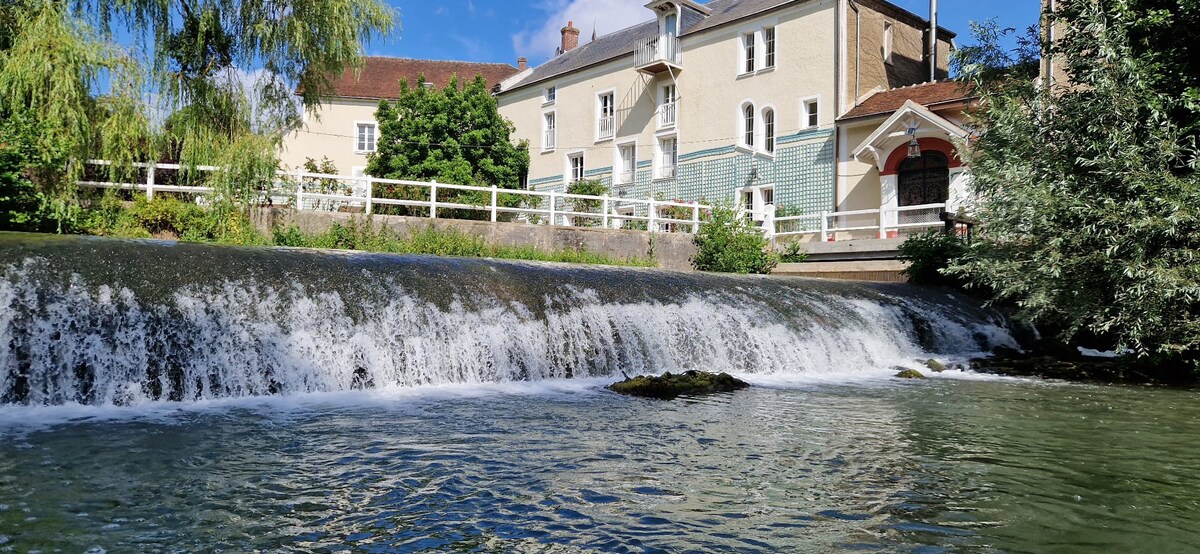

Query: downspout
[834,0,843,212]
[849,0,861,104]
[929,0,938,81]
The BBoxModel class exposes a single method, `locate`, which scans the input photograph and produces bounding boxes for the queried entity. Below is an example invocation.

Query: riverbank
[971,344,1199,386]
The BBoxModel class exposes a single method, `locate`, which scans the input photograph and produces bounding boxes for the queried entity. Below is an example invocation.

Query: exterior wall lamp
[907,136,922,159]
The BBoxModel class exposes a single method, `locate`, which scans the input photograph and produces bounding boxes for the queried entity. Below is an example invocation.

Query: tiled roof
[838,81,976,120]
[318,57,520,100]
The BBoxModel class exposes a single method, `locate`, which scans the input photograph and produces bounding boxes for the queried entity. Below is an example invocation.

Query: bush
[778,241,808,263]
[691,205,777,274]
[565,179,607,227]
[898,230,968,287]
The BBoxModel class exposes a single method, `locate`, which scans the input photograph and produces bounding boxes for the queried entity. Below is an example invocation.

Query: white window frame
[801,96,821,130]
[739,101,756,150]
[738,183,776,222]
[740,32,756,75]
[354,121,377,154]
[544,86,557,105]
[542,110,557,151]
[760,105,777,155]
[566,151,585,184]
[596,89,616,142]
[658,83,678,130]
[763,26,776,69]
[614,141,637,185]
[655,134,678,180]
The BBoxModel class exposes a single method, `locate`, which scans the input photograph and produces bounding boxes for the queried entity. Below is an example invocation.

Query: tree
[948,5,1200,371]
[0,0,396,228]
[368,75,529,187]
[691,205,777,274]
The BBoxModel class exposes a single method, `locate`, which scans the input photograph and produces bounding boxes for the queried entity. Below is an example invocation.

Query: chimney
[560,21,581,54]
[517,57,528,71]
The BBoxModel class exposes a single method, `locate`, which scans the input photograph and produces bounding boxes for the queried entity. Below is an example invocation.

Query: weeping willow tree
[0,0,396,230]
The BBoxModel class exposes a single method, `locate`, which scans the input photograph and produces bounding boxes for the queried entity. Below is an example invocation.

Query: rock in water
[895,368,927,379]
[924,359,947,373]
[607,370,750,400]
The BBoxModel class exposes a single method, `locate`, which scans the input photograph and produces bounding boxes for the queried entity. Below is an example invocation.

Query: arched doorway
[897,150,949,206]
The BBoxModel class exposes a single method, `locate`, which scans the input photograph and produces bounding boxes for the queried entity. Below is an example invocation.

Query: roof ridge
[361,56,517,68]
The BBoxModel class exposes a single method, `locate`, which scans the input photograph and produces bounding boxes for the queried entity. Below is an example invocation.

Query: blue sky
[366,1,1042,67]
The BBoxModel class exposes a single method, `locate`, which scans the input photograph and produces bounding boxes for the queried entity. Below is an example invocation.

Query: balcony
[635,35,682,75]
[597,116,615,141]
[659,101,677,128]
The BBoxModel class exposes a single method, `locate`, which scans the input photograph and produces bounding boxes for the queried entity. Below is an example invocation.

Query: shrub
[691,205,777,274]
[565,179,607,227]
[898,229,968,287]
[778,241,808,263]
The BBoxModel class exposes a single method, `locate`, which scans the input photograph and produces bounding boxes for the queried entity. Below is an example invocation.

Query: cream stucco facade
[497,0,956,229]
[280,98,382,175]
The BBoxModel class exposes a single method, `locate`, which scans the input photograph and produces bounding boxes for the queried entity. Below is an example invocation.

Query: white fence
[635,36,682,68]
[772,202,950,240]
[76,162,711,234]
[76,161,951,240]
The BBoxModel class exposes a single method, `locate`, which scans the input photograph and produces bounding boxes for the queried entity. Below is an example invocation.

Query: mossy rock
[924,359,947,373]
[895,368,927,379]
[607,370,750,400]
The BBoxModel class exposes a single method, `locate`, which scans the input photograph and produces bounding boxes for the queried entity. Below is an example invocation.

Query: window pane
[744,105,755,147]
[744,34,755,72]
[764,110,775,152]
[765,27,776,67]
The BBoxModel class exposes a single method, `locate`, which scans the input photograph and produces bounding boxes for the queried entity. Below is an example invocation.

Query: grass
[77,196,656,267]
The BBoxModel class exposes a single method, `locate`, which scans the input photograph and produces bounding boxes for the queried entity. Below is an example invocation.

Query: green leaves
[691,205,777,274]
[369,75,530,191]
[950,3,1200,369]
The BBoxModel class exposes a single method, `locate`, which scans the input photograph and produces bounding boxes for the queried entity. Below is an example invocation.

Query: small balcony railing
[657,165,676,180]
[544,129,556,150]
[616,169,635,185]
[659,102,677,128]
[598,116,615,140]
[635,35,682,70]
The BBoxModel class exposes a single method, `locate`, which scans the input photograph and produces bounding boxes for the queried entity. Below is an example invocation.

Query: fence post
[490,186,498,222]
[296,170,305,210]
[430,181,438,219]
[364,177,373,215]
[692,202,701,234]
[820,210,829,242]
[145,163,155,200]
[548,191,556,226]
[601,194,610,229]
[648,200,657,233]
[878,206,887,239]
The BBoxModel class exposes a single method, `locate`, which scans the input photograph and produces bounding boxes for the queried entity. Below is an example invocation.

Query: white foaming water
[0,238,1017,409]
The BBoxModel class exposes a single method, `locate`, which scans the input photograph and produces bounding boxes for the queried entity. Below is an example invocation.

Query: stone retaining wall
[250,208,698,271]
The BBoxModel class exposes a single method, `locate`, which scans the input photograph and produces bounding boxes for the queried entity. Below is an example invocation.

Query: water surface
[2,377,1197,553]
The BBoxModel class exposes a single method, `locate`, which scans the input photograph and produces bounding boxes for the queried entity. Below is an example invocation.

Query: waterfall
[0,233,1015,406]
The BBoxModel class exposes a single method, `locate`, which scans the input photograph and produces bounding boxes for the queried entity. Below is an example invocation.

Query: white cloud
[512,0,652,64]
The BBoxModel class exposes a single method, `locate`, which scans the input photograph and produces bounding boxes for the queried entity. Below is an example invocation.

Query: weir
[0,232,1015,406]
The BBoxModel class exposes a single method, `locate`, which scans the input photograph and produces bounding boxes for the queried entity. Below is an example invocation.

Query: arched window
[762,108,775,153]
[743,104,755,148]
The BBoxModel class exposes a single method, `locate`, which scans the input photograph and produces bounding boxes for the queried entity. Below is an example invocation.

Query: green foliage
[691,205,777,274]
[368,75,529,196]
[0,0,396,229]
[778,241,808,264]
[566,179,607,227]
[898,230,968,287]
[79,196,264,244]
[950,7,1200,369]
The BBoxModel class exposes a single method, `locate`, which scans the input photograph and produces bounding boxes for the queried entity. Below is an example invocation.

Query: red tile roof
[315,57,521,100]
[839,81,977,121]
